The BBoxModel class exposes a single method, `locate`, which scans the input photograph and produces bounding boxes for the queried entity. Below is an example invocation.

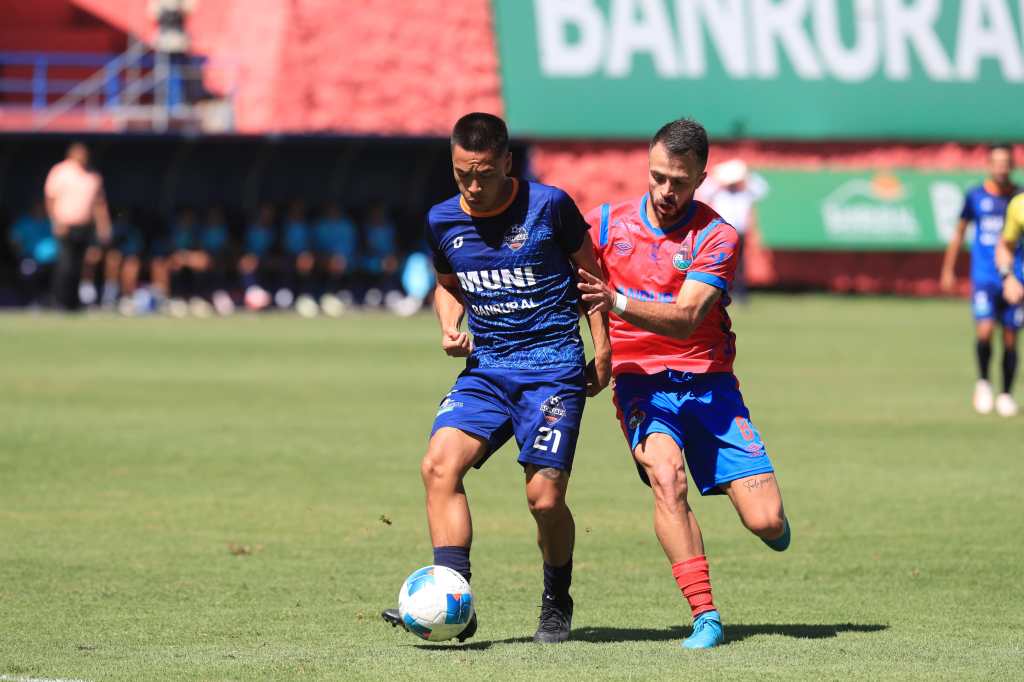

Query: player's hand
[1004,276,1024,306]
[939,268,955,294]
[585,353,612,397]
[577,268,613,314]
[441,327,473,357]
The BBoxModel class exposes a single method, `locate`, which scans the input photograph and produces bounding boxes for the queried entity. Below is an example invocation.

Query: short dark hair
[451,113,509,156]
[650,118,709,169]
[989,142,1013,155]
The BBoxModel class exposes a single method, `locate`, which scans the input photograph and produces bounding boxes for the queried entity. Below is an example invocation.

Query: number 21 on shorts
[533,426,561,453]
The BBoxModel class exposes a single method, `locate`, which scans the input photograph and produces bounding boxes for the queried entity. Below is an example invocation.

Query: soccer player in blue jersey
[382,113,611,643]
[940,144,1022,416]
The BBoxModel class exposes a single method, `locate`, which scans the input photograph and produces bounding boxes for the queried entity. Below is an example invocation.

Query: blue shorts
[972,282,1023,329]
[613,370,774,495]
[430,363,586,472]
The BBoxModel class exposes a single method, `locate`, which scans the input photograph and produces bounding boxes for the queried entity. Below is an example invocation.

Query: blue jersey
[425,180,588,370]
[961,182,1020,286]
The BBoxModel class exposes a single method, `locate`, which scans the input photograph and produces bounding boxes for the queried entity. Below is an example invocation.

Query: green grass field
[1,295,1022,681]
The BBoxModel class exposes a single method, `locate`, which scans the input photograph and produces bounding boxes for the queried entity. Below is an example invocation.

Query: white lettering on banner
[751,0,824,79]
[676,0,750,78]
[607,0,679,77]
[534,0,1024,83]
[813,0,880,82]
[929,181,966,243]
[882,0,953,80]
[955,0,1024,80]
[535,0,605,76]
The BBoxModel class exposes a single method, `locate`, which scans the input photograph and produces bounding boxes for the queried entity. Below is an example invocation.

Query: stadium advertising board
[493,0,1024,140]
[755,169,985,250]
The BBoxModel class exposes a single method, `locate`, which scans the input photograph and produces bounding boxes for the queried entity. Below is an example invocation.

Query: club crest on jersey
[672,250,692,271]
[627,407,646,431]
[613,240,634,255]
[503,224,529,251]
[540,395,566,424]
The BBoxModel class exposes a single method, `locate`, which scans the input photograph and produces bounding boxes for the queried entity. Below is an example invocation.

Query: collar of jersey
[460,178,520,217]
[984,180,1018,197]
[639,194,698,236]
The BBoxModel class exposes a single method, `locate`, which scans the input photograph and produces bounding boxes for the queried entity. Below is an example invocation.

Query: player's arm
[939,218,970,293]
[434,272,472,357]
[998,199,1024,305]
[570,235,611,397]
[578,269,720,340]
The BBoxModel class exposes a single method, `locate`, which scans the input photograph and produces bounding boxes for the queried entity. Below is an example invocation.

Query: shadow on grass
[413,623,888,650]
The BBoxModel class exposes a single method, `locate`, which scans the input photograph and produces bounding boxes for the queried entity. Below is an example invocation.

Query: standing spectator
[361,202,399,306]
[313,201,357,316]
[281,200,318,317]
[699,159,768,303]
[9,199,57,307]
[239,203,276,310]
[44,142,112,311]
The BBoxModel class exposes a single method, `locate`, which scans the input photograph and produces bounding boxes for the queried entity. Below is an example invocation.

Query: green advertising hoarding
[755,169,988,250]
[492,0,1024,140]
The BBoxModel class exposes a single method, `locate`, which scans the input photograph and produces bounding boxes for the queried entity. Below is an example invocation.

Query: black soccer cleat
[455,611,478,642]
[381,608,406,631]
[383,607,478,643]
[533,593,573,643]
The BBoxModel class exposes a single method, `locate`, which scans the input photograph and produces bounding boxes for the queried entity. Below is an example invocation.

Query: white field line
[0,676,90,682]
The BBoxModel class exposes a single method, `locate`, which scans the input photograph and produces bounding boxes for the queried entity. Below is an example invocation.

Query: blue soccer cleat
[761,517,791,552]
[682,610,725,649]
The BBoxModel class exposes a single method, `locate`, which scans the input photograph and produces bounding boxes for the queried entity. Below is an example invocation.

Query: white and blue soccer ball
[398,565,474,642]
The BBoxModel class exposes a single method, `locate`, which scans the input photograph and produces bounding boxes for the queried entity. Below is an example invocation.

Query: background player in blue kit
[382,113,611,643]
[940,144,1022,416]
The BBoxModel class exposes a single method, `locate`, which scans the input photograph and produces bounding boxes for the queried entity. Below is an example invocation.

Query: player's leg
[721,473,788,547]
[79,243,103,306]
[514,373,585,643]
[972,285,997,413]
[995,302,1021,416]
[101,249,123,307]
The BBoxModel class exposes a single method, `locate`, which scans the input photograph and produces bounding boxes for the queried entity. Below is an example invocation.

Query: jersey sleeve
[687,221,739,291]
[423,218,452,274]
[583,204,606,263]
[959,191,976,222]
[552,189,588,254]
[1003,195,1024,244]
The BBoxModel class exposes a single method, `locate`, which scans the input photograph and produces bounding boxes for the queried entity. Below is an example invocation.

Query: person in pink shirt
[44,142,112,310]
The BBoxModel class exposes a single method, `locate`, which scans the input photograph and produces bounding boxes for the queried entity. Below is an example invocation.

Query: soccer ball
[398,565,474,642]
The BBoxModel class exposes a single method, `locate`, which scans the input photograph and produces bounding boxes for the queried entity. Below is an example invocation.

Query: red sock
[672,555,717,619]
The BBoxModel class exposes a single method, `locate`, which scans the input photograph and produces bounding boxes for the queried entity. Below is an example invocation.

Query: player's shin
[672,555,717,620]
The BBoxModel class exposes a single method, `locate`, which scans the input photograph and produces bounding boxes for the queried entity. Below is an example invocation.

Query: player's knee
[419,449,459,489]
[527,489,565,517]
[744,509,786,539]
[648,462,687,509]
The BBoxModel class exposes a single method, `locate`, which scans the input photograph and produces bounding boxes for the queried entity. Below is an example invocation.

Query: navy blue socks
[433,546,471,584]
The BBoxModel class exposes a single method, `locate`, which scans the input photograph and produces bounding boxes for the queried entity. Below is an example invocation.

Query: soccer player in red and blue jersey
[940,144,1021,416]
[577,118,790,649]
[382,113,611,643]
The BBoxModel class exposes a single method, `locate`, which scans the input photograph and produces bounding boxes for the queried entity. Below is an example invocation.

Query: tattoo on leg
[742,476,775,491]
[537,467,563,481]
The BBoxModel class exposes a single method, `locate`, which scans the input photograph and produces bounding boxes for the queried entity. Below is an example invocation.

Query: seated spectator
[239,203,277,310]
[166,207,215,317]
[313,201,358,316]
[9,200,57,306]
[281,200,318,316]
[199,206,235,315]
[361,202,400,306]
[102,208,146,312]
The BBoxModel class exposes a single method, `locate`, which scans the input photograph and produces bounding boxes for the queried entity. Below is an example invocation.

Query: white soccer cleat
[320,293,345,318]
[167,298,189,318]
[973,380,994,414]
[995,393,1019,417]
